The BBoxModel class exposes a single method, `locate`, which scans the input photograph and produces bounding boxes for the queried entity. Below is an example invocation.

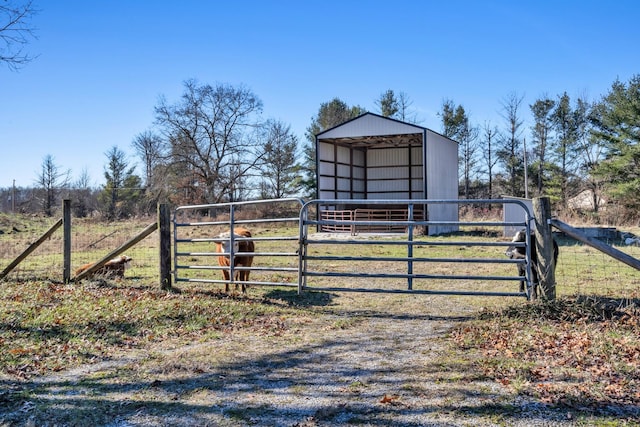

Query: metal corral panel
[318,113,425,139]
[425,129,459,234]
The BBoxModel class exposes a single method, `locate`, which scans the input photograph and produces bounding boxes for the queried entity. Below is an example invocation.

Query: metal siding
[318,142,334,161]
[368,147,408,166]
[353,167,365,179]
[336,145,350,162]
[411,146,422,163]
[368,167,409,179]
[425,129,459,234]
[336,164,350,177]
[318,161,334,175]
[337,178,351,191]
[319,176,334,190]
[368,180,410,192]
[318,113,425,139]
[502,196,533,236]
[353,149,365,165]
[426,130,458,200]
[368,192,410,200]
[353,180,365,191]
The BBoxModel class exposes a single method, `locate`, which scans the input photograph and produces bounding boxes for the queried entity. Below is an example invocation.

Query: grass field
[1,214,640,425]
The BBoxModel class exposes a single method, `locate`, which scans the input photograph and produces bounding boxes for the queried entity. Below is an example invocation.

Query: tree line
[1,2,638,223]
[2,76,639,224]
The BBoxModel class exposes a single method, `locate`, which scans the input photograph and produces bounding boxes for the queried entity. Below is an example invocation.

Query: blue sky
[2,0,638,188]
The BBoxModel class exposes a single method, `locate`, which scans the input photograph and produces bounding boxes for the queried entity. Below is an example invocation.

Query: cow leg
[222,268,231,293]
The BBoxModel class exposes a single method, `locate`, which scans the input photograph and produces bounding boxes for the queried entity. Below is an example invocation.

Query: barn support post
[63,199,71,283]
[532,197,556,300]
[158,203,173,291]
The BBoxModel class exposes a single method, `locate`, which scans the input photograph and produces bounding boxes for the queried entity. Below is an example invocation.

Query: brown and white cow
[505,229,558,296]
[214,227,254,293]
[75,255,133,279]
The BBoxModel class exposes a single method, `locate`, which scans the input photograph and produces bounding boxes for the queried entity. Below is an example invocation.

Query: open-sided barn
[315,112,459,235]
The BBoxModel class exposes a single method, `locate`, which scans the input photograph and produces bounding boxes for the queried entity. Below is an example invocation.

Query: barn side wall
[425,130,459,235]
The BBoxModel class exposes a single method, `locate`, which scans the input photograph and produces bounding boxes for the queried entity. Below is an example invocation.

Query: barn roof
[316,112,456,148]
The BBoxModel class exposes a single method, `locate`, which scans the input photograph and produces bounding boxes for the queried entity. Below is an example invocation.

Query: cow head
[215,231,240,255]
[505,229,527,258]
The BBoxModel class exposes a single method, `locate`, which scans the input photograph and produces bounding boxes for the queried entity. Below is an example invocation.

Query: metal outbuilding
[315,112,459,235]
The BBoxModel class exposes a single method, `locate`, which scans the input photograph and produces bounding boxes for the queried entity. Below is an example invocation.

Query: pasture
[0,213,639,425]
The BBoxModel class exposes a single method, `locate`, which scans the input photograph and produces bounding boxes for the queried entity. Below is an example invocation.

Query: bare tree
[36,154,70,216]
[70,168,96,217]
[498,92,525,197]
[154,79,264,204]
[132,130,165,187]
[439,99,479,198]
[480,122,501,199]
[0,1,38,70]
[397,91,421,124]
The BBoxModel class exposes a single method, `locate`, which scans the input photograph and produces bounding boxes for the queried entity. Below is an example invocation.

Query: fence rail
[299,198,536,298]
[173,198,304,289]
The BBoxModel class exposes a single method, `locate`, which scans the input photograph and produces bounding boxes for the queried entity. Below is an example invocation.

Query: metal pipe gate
[173,198,536,299]
[173,198,304,289]
[298,199,535,299]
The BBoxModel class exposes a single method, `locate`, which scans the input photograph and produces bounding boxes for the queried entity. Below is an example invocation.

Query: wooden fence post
[63,199,71,283]
[158,203,173,291]
[532,197,556,300]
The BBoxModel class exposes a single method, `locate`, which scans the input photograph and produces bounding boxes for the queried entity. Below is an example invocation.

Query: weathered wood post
[532,197,556,300]
[158,203,173,291]
[63,199,71,283]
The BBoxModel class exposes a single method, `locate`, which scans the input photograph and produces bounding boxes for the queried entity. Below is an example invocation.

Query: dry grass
[1,213,640,425]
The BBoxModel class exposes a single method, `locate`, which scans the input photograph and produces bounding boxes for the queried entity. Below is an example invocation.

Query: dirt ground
[0,290,595,427]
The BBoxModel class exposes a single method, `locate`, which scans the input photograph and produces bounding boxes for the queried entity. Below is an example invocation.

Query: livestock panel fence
[1,197,639,300]
[0,200,160,283]
[300,198,537,298]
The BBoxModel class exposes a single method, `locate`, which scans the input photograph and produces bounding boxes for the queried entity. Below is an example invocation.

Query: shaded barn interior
[315,113,459,235]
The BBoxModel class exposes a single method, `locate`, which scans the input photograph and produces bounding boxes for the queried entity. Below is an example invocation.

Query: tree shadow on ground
[2,307,637,426]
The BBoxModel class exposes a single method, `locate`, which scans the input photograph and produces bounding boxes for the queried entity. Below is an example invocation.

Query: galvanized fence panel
[298,199,535,298]
[173,198,304,289]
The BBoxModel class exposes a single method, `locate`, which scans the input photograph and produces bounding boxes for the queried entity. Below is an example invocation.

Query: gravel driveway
[6,292,585,427]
